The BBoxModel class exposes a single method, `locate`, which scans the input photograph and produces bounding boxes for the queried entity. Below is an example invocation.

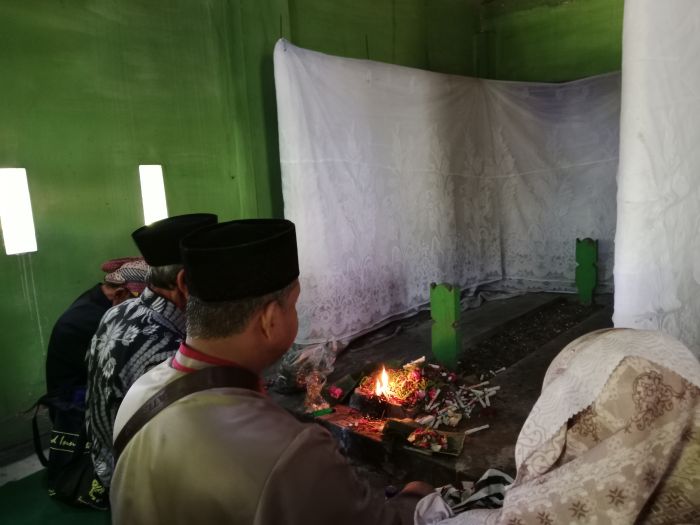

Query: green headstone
[575,238,598,305]
[430,282,461,370]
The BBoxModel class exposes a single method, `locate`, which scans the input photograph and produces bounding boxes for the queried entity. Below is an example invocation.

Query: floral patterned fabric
[85,287,185,488]
[417,329,700,525]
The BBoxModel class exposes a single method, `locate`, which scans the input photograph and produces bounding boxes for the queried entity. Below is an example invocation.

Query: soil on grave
[458,298,602,378]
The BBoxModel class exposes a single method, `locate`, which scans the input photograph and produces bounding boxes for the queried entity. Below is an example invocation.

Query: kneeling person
[111,219,425,524]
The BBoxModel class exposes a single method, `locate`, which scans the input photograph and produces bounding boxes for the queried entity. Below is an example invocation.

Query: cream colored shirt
[111,351,405,525]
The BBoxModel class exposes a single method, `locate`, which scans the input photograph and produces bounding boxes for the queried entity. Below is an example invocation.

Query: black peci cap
[180,219,299,302]
[132,213,218,266]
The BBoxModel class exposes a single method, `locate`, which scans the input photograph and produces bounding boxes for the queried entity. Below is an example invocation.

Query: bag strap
[31,396,50,467]
[29,392,86,468]
[113,366,259,463]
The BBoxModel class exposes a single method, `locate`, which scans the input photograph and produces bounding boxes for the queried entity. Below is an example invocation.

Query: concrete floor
[0,452,46,488]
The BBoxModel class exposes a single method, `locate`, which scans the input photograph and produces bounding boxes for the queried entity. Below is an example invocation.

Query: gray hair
[146,264,183,290]
[186,282,295,339]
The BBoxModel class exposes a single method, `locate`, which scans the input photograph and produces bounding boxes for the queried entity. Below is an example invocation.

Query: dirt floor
[459,298,603,378]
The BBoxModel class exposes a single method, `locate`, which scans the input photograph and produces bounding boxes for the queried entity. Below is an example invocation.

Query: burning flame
[375,366,391,397]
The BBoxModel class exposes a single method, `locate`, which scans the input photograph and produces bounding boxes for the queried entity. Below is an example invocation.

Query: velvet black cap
[181,219,299,302]
[132,213,218,266]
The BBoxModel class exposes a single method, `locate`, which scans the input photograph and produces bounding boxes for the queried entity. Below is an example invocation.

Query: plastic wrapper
[273,340,340,396]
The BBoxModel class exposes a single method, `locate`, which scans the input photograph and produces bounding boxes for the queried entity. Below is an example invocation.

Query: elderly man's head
[181,219,300,365]
[101,257,149,306]
[145,264,182,290]
[131,213,218,310]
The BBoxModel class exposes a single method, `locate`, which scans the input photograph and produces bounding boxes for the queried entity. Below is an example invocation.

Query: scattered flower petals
[328,385,344,399]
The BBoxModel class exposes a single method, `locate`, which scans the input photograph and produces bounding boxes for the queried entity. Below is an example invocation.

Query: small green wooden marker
[575,238,598,305]
[430,283,461,370]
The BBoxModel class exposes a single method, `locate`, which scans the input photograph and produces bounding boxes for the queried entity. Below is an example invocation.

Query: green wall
[478,0,624,81]
[289,0,479,75]
[0,0,290,449]
[0,0,622,451]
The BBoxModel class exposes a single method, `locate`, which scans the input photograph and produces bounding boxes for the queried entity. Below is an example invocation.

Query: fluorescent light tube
[139,165,168,225]
[0,168,38,255]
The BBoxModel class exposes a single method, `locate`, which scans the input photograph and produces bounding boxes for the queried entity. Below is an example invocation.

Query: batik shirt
[85,287,185,488]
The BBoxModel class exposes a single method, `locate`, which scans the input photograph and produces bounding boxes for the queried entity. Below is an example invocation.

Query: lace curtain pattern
[274,40,620,344]
[613,0,700,356]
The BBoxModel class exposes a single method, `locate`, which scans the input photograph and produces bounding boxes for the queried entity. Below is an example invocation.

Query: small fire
[375,366,391,397]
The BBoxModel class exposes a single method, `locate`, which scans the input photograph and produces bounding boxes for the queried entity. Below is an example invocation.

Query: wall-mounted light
[139,165,168,225]
[0,168,38,255]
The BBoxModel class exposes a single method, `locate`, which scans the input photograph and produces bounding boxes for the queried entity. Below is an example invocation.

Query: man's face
[102,284,133,306]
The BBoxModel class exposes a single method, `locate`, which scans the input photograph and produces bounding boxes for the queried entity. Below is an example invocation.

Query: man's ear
[259,301,278,340]
[176,269,189,298]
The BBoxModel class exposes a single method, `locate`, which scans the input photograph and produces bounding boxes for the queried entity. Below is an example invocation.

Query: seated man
[110,219,430,524]
[85,213,217,489]
[45,257,148,407]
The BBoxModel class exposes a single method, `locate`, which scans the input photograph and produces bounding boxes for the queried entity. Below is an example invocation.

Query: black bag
[32,390,108,509]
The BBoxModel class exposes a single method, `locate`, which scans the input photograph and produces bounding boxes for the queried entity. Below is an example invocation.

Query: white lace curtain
[614,0,700,355]
[274,40,620,345]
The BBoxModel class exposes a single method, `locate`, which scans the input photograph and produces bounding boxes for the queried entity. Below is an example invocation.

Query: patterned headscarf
[102,257,149,295]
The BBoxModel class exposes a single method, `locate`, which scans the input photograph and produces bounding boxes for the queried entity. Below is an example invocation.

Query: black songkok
[181,219,299,302]
[132,214,218,266]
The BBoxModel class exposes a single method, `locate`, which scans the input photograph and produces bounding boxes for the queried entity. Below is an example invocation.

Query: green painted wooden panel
[431,283,461,370]
[576,238,598,305]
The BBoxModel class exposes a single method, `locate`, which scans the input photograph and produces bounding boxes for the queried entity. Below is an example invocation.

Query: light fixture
[139,165,168,225]
[0,168,38,255]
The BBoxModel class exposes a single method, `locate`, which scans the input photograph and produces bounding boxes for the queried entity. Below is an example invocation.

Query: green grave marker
[430,282,461,370]
[575,238,598,305]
